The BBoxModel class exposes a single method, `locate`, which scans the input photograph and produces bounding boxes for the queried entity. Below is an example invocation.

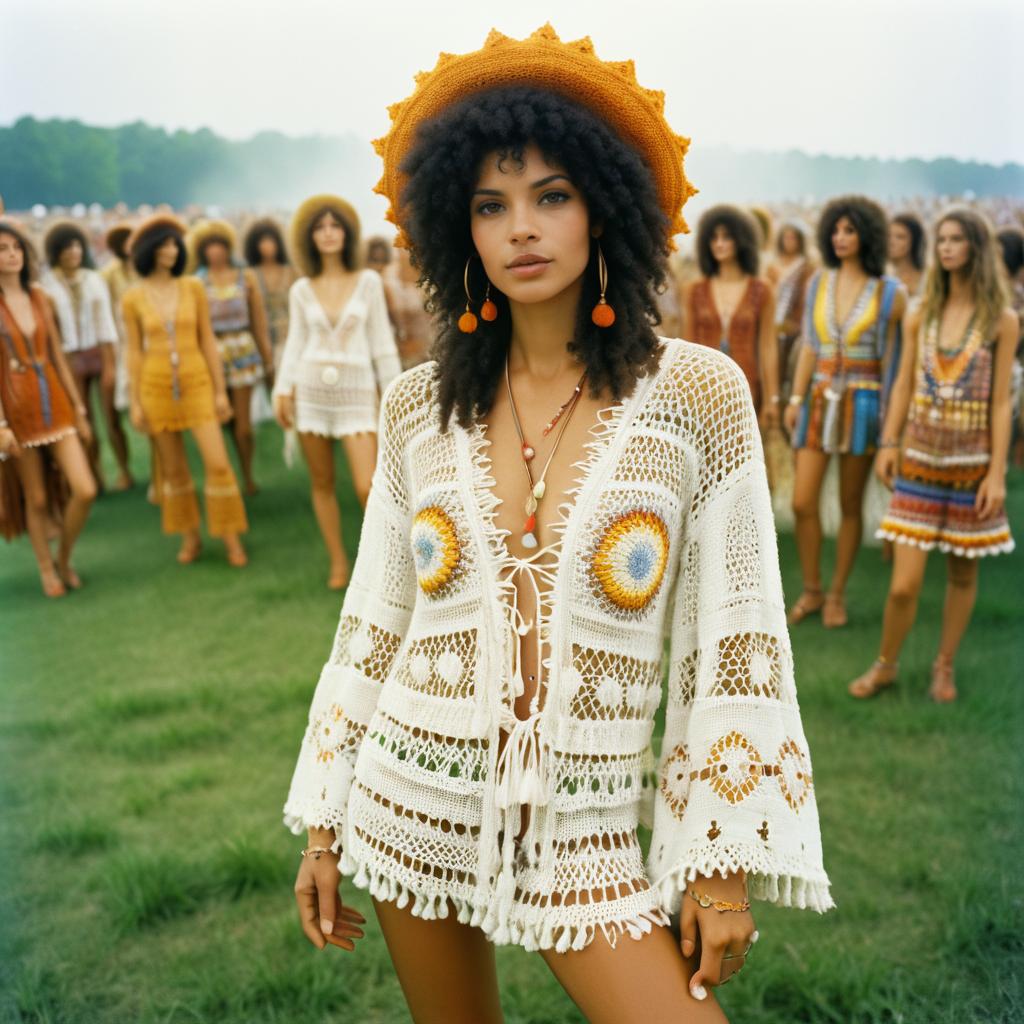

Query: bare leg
[152,430,201,561]
[340,431,378,510]
[937,554,979,661]
[189,419,248,565]
[789,447,831,621]
[49,432,98,586]
[11,447,65,597]
[372,896,504,1024]
[829,453,873,601]
[228,385,257,495]
[879,543,930,661]
[849,542,929,697]
[931,554,980,701]
[74,366,104,490]
[541,920,728,1024]
[99,373,132,488]
[299,432,349,588]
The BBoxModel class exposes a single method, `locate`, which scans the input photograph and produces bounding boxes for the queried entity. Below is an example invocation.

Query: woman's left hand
[760,403,780,431]
[679,871,757,1001]
[214,391,233,424]
[75,408,93,444]
[975,472,1005,519]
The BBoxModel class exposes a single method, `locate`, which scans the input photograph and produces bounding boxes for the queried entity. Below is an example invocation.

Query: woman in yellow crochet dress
[122,215,248,566]
[285,26,832,1023]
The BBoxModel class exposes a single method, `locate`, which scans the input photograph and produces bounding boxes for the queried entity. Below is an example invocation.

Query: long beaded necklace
[143,281,183,402]
[923,311,982,421]
[504,358,587,549]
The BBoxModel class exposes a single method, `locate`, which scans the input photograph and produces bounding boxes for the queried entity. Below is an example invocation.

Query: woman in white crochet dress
[272,195,402,589]
[284,26,832,1023]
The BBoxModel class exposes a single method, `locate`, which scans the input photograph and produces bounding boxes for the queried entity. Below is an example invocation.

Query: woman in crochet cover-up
[271,195,401,590]
[848,207,1016,704]
[284,26,832,1023]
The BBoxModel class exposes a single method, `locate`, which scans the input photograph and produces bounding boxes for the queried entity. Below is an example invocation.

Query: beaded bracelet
[301,846,334,860]
[688,888,751,913]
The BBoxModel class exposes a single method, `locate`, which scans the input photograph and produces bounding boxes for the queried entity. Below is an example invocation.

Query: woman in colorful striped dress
[848,207,1016,702]
[783,197,906,628]
[190,220,273,495]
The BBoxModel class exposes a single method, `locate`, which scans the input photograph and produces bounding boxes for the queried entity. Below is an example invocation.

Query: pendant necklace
[504,358,587,549]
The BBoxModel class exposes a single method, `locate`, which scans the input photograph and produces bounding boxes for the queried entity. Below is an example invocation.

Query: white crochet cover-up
[283,337,834,954]
[273,270,401,438]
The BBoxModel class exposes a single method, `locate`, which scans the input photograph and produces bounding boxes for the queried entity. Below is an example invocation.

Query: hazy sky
[3,0,1021,165]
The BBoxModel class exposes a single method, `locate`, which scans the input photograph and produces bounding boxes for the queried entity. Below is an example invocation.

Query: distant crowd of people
[1,192,1021,702]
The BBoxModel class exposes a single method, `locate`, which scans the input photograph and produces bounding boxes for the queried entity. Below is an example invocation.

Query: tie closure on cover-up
[463,391,643,939]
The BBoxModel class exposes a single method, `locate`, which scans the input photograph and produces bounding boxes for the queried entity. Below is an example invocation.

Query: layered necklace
[504,358,587,549]
[923,310,982,419]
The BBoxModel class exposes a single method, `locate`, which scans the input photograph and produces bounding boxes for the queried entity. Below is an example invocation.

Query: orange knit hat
[373,24,696,249]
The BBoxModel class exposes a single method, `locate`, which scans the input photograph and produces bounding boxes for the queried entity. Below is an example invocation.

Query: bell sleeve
[647,354,834,914]
[364,270,402,397]
[282,374,417,855]
[272,281,308,398]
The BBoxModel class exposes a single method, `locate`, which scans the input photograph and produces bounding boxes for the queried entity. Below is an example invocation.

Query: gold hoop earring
[458,256,478,333]
[591,243,615,327]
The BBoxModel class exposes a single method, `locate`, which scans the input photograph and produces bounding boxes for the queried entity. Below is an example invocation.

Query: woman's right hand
[294,844,367,951]
[875,448,899,489]
[0,426,21,458]
[273,392,295,431]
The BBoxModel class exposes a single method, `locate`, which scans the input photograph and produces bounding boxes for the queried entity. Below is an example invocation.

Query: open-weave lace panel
[394,630,479,701]
[646,350,831,913]
[567,645,662,721]
[285,346,833,938]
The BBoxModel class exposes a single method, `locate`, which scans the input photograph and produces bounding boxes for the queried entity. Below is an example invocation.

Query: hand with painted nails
[294,829,368,952]
[679,870,757,1001]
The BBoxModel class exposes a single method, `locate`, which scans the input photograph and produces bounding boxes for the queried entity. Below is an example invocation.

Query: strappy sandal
[822,592,848,628]
[848,658,898,699]
[177,537,202,564]
[57,563,83,590]
[929,657,958,703]
[40,568,67,599]
[224,539,248,568]
[787,587,824,625]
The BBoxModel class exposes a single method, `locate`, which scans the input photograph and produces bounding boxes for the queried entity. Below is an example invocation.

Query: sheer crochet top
[283,338,833,951]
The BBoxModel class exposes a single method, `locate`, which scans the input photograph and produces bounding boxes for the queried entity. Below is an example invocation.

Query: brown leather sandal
[40,567,67,599]
[177,537,202,564]
[822,592,848,628]
[929,657,957,703]
[848,658,898,698]
[787,587,824,625]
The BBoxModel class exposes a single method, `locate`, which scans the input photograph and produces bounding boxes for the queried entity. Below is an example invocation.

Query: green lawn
[1,420,1022,1024]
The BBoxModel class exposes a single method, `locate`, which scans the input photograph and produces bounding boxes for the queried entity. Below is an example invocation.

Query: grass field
[1,420,1022,1024]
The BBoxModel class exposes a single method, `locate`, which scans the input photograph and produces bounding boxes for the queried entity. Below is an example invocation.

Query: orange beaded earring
[480,282,498,322]
[458,256,478,333]
[591,242,615,327]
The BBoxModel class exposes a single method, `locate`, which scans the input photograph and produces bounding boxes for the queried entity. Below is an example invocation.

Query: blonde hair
[921,206,1008,337]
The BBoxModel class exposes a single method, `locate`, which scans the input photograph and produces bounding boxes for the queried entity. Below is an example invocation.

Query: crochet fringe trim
[651,845,835,915]
[346,854,672,954]
[875,527,1015,560]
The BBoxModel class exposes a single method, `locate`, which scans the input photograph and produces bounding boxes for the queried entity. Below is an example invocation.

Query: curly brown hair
[817,196,888,278]
[695,205,761,277]
[399,86,671,431]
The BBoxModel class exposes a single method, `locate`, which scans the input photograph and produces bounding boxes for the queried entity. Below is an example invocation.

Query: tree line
[1,116,1021,210]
